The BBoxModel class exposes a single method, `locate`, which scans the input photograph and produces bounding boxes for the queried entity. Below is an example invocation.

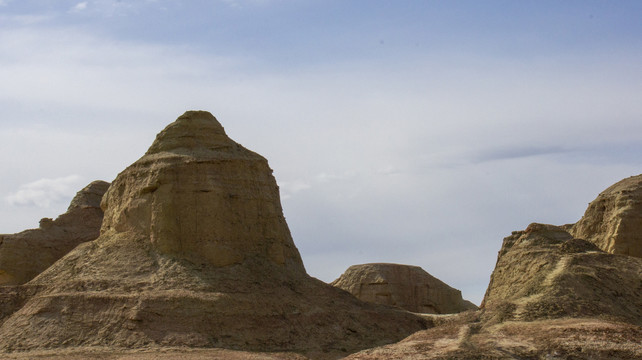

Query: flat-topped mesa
[332,263,478,314]
[100,110,305,271]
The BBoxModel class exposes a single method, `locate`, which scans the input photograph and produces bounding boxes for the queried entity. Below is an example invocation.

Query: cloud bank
[6,175,84,208]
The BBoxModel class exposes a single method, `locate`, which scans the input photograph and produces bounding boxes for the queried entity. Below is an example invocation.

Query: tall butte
[0,111,426,358]
[102,110,304,270]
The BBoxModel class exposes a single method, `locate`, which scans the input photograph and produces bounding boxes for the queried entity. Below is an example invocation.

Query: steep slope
[332,263,477,314]
[481,223,642,326]
[0,111,427,359]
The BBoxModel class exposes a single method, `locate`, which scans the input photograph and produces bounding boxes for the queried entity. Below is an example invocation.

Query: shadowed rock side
[0,111,427,359]
[0,180,110,285]
[480,223,642,326]
[331,263,477,314]
[571,174,642,258]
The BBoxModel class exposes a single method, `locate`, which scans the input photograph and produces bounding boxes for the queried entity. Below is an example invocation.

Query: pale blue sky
[1,0,642,305]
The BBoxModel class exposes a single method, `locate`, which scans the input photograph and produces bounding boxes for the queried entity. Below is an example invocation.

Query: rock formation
[0,180,109,285]
[481,223,642,326]
[100,112,304,270]
[4,113,642,359]
[0,111,427,358]
[571,175,642,258]
[343,219,642,359]
[331,263,477,314]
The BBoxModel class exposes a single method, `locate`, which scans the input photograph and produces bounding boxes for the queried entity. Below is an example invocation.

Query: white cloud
[70,2,88,13]
[0,14,53,26]
[6,175,84,208]
[278,180,311,199]
[0,27,246,117]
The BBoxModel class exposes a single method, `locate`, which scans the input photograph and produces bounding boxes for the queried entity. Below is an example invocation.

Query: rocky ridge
[0,180,109,285]
[480,223,642,326]
[342,220,642,359]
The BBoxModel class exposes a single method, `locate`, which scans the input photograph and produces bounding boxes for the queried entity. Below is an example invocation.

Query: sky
[1,0,642,305]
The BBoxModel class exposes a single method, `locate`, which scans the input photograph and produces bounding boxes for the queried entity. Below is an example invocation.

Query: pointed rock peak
[100,111,301,270]
[146,110,233,155]
[67,180,110,211]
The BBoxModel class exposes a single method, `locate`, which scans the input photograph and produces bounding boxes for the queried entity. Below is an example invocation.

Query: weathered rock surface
[100,111,304,271]
[331,263,477,314]
[481,223,642,326]
[0,180,109,285]
[571,175,642,258]
[0,111,427,359]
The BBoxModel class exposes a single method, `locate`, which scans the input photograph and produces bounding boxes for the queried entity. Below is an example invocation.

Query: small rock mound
[0,180,109,285]
[0,111,427,358]
[481,223,642,326]
[332,263,477,314]
[571,174,642,258]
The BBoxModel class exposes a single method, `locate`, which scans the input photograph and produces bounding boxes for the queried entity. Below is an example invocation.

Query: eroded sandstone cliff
[480,223,642,326]
[571,174,642,258]
[0,180,109,285]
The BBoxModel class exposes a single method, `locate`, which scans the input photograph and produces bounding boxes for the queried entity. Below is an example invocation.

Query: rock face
[331,263,477,314]
[0,111,427,358]
[481,223,642,326]
[571,175,642,258]
[100,112,304,271]
[0,180,109,285]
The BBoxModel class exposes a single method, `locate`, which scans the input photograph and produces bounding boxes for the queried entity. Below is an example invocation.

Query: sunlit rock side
[481,223,642,326]
[571,174,642,258]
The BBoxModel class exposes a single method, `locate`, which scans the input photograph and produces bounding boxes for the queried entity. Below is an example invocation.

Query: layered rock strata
[332,263,477,314]
[571,175,642,258]
[100,112,304,271]
[0,180,109,285]
[0,111,427,358]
